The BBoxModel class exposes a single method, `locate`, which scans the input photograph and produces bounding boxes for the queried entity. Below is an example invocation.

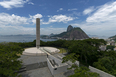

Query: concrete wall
[48,55,67,66]
[57,55,114,77]
[89,66,115,77]
[47,58,54,74]
[47,55,68,75]
[53,64,68,75]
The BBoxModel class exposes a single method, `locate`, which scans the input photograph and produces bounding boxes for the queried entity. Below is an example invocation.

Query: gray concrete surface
[20,67,53,77]
[18,53,74,77]
[36,18,40,49]
[19,55,47,65]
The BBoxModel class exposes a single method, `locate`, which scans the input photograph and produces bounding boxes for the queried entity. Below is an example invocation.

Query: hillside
[109,35,116,41]
[109,35,116,38]
[53,26,89,40]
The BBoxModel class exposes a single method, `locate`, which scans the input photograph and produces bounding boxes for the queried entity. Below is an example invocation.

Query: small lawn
[58,48,67,53]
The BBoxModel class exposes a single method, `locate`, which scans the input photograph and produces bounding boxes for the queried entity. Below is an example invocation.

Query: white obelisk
[36,18,40,49]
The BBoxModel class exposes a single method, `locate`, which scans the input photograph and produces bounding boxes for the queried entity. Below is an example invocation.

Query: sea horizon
[0,35,57,43]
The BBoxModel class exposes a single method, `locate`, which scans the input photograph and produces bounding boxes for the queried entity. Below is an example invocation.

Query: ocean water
[0,35,57,43]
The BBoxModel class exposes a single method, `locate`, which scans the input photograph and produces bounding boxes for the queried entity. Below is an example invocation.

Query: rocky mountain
[67,25,73,32]
[53,25,89,40]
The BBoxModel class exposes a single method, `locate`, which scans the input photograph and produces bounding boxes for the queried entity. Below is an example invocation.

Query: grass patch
[16,53,22,56]
[58,48,67,53]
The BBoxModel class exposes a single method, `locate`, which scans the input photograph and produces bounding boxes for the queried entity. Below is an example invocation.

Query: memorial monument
[23,18,59,56]
[36,18,40,49]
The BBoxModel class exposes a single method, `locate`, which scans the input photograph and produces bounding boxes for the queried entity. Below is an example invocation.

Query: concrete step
[17,68,27,73]
[19,65,26,69]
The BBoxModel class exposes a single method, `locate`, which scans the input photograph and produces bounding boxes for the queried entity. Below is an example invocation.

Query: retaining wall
[47,55,68,75]
[89,66,115,77]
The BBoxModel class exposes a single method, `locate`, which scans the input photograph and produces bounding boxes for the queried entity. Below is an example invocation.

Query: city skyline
[0,0,116,37]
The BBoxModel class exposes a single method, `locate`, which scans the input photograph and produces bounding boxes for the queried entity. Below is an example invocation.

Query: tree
[69,64,100,77]
[66,39,106,65]
[106,45,115,51]
[93,51,116,76]
[0,42,24,77]
[62,53,100,77]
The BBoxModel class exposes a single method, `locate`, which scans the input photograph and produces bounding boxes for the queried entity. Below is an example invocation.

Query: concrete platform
[18,54,74,77]
[23,47,60,56]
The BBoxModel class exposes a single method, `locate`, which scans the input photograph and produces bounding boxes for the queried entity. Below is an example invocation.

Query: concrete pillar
[36,18,40,49]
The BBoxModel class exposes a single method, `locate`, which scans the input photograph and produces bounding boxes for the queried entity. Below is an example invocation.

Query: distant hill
[109,35,116,38]
[52,25,89,40]
[109,35,116,41]
[88,35,108,39]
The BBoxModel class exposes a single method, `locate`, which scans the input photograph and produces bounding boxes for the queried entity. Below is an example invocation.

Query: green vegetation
[0,42,24,77]
[109,35,116,38]
[1,38,116,76]
[109,35,116,42]
[69,65,100,77]
[58,48,67,53]
[106,45,115,50]
[40,39,116,76]
[62,53,100,77]
[93,51,116,76]
[40,39,106,76]
[0,40,37,77]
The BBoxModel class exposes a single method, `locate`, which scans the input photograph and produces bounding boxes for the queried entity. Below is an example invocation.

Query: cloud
[68,12,81,16]
[83,6,94,15]
[68,8,78,11]
[40,27,66,35]
[0,13,74,26]
[71,21,116,37]
[0,13,73,35]
[0,13,43,26]
[70,1,116,37]
[28,2,34,5]
[0,25,66,35]
[0,13,41,35]
[0,25,36,35]
[29,14,43,24]
[0,0,33,9]
[86,1,116,22]
[42,15,74,24]
[57,8,63,12]
[47,15,51,17]
[0,13,29,25]
[0,13,68,35]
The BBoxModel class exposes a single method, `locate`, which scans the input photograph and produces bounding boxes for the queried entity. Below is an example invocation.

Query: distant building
[99,45,106,51]
[114,47,116,51]
[105,39,116,46]
[110,40,115,46]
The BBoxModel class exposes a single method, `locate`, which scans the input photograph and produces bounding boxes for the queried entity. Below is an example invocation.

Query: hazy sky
[0,0,116,36]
